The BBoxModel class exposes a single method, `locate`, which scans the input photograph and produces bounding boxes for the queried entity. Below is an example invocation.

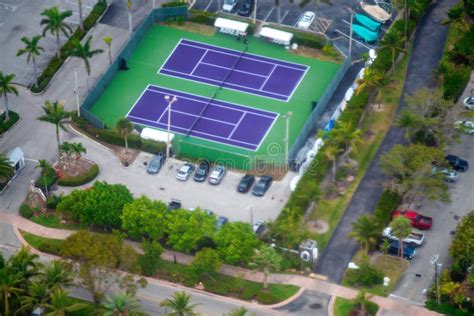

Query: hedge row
[0,111,20,135]
[188,9,256,35]
[162,1,189,7]
[58,164,99,187]
[31,0,108,93]
[72,114,167,154]
[270,25,327,50]
[20,204,33,219]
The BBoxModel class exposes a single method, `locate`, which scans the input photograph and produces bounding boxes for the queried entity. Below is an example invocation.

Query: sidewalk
[0,213,440,316]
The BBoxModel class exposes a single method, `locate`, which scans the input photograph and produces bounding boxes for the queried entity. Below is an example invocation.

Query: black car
[238,174,255,193]
[168,199,182,211]
[193,160,210,182]
[252,176,273,197]
[216,216,228,230]
[445,154,469,172]
[238,0,254,16]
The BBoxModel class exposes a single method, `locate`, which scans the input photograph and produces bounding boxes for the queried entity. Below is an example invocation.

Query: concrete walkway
[0,213,440,315]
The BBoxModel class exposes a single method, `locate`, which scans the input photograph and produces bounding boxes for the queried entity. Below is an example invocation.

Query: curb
[327,295,336,316]
[0,113,22,139]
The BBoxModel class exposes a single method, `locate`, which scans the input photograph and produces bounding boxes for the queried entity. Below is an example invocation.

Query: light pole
[253,0,257,24]
[349,11,354,58]
[247,205,254,226]
[73,67,80,117]
[430,254,442,306]
[164,95,178,158]
[284,111,293,165]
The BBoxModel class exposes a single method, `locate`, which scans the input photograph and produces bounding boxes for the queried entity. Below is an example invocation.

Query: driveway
[315,0,457,283]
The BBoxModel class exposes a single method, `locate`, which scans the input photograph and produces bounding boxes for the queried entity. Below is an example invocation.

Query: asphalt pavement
[315,0,458,283]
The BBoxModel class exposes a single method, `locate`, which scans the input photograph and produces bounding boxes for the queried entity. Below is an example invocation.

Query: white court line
[190,49,209,76]
[263,7,274,22]
[286,64,311,102]
[146,87,276,119]
[204,0,214,11]
[258,64,277,91]
[157,38,184,74]
[227,112,246,140]
[161,68,289,98]
[334,28,374,50]
[199,61,268,78]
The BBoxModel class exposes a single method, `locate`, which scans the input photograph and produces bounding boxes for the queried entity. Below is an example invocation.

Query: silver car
[176,163,195,181]
[208,166,225,185]
[432,167,458,183]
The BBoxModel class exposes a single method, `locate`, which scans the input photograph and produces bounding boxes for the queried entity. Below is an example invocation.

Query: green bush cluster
[373,190,402,226]
[72,114,166,154]
[58,164,99,187]
[32,0,108,93]
[345,262,383,286]
[35,171,58,193]
[161,1,189,7]
[0,111,20,135]
[46,194,63,209]
[188,9,216,26]
[19,204,33,219]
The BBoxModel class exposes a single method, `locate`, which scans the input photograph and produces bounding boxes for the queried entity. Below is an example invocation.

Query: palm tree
[37,100,71,162]
[103,37,113,65]
[332,121,362,160]
[404,0,422,43]
[42,288,88,316]
[7,247,41,282]
[0,71,19,121]
[390,217,412,262]
[380,32,405,74]
[40,6,73,57]
[249,246,282,290]
[0,267,24,316]
[103,292,142,316]
[396,110,420,144]
[69,36,103,90]
[60,142,74,170]
[443,4,470,32]
[42,260,73,291]
[17,35,44,87]
[115,118,134,152]
[348,215,381,255]
[17,281,50,314]
[323,143,341,184]
[71,142,86,173]
[356,68,383,94]
[160,291,199,316]
[35,159,53,195]
[0,154,13,183]
[352,290,372,316]
[226,306,256,316]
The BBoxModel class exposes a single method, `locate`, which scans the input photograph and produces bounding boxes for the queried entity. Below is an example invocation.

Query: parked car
[454,120,474,135]
[216,216,228,229]
[168,199,182,211]
[252,176,273,197]
[253,220,265,235]
[238,0,254,16]
[383,227,425,247]
[463,96,474,110]
[193,160,210,182]
[431,167,458,183]
[384,240,417,260]
[176,163,195,181]
[208,165,226,185]
[296,11,315,30]
[146,153,165,174]
[222,0,237,12]
[237,174,255,193]
[445,154,469,172]
[392,210,433,230]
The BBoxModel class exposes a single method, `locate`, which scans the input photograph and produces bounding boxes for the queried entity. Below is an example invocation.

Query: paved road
[315,0,457,282]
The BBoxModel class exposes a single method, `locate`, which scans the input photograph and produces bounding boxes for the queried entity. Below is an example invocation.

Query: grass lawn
[29,214,84,230]
[20,231,299,305]
[308,44,413,250]
[334,297,379,316]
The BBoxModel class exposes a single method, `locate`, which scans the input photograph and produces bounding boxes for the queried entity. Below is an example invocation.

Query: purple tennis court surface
[159,39,309,102]
[126,85,279,150]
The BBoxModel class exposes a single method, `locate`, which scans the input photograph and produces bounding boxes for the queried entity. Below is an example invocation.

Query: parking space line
[204,0,213,11]
[279,9,289,23]
[65,19,80,25]
[66,0,93,9]
[334,29,374,50]
[263,7,274,22]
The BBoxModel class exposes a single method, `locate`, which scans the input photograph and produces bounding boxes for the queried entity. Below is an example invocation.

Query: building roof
[259,27,294,42]
[214,17,249,33]
[7,147,24,165]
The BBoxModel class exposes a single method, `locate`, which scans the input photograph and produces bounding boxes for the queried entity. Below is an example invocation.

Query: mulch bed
[56,157,95,179]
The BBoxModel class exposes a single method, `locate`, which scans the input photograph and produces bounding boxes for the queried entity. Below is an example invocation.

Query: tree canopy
[215,222,261,265]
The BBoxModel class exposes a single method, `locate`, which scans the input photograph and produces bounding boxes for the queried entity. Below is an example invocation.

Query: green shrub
[83,0,108,31]
[36,173,58,192]
[58,164,99,187]
[0,111,20,135]
[141,139,166,154]
[345,262,383,286]
[46,194,63,209]
[292,31,326,50]
[374,190,401,226]
[162,1,188,7]
[188,9,216,26]
[60,28,85,59]
[452,26,474,66]
[20,204,33,219]
[175,16,185,25]
[440,60,471,101]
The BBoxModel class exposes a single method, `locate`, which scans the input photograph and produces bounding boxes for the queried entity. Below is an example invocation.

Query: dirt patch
[306,219,329,234]
[56,157,96,179]
[25,191,46,213]
[167,22,215,36]
[109,146,140,167]
[289,46,342,63]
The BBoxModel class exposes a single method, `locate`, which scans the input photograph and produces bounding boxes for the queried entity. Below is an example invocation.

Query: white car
[383,227,425,247]
[431,167,458,183]
[176,163,195,181]
[454,120,474,135]
[463,96,474,110]
[296,11,315,30]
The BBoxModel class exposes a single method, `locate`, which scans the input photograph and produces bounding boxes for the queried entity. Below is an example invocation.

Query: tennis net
[185,45,248,136]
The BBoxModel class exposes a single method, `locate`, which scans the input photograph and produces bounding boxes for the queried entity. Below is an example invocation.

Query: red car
[392,210,433,230]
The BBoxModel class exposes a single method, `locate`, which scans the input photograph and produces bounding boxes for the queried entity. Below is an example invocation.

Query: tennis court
[159,39,309,102]
[127,85,278,150]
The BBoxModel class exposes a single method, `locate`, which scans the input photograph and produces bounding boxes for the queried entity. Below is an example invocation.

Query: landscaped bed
[334,297,379,316]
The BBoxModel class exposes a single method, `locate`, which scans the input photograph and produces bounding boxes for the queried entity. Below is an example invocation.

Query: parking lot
[192,0,393,57]
[0,0,97,86]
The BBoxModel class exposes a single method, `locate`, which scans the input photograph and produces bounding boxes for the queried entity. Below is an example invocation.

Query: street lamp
[348,10,354,58]
[164,95,178,158]
[247,205,254,226]
[73,67,80,116]
[430,254,442,306]
[284,111,293,165]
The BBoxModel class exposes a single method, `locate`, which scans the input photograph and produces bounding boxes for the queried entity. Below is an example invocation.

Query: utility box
[299,239,318,262]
